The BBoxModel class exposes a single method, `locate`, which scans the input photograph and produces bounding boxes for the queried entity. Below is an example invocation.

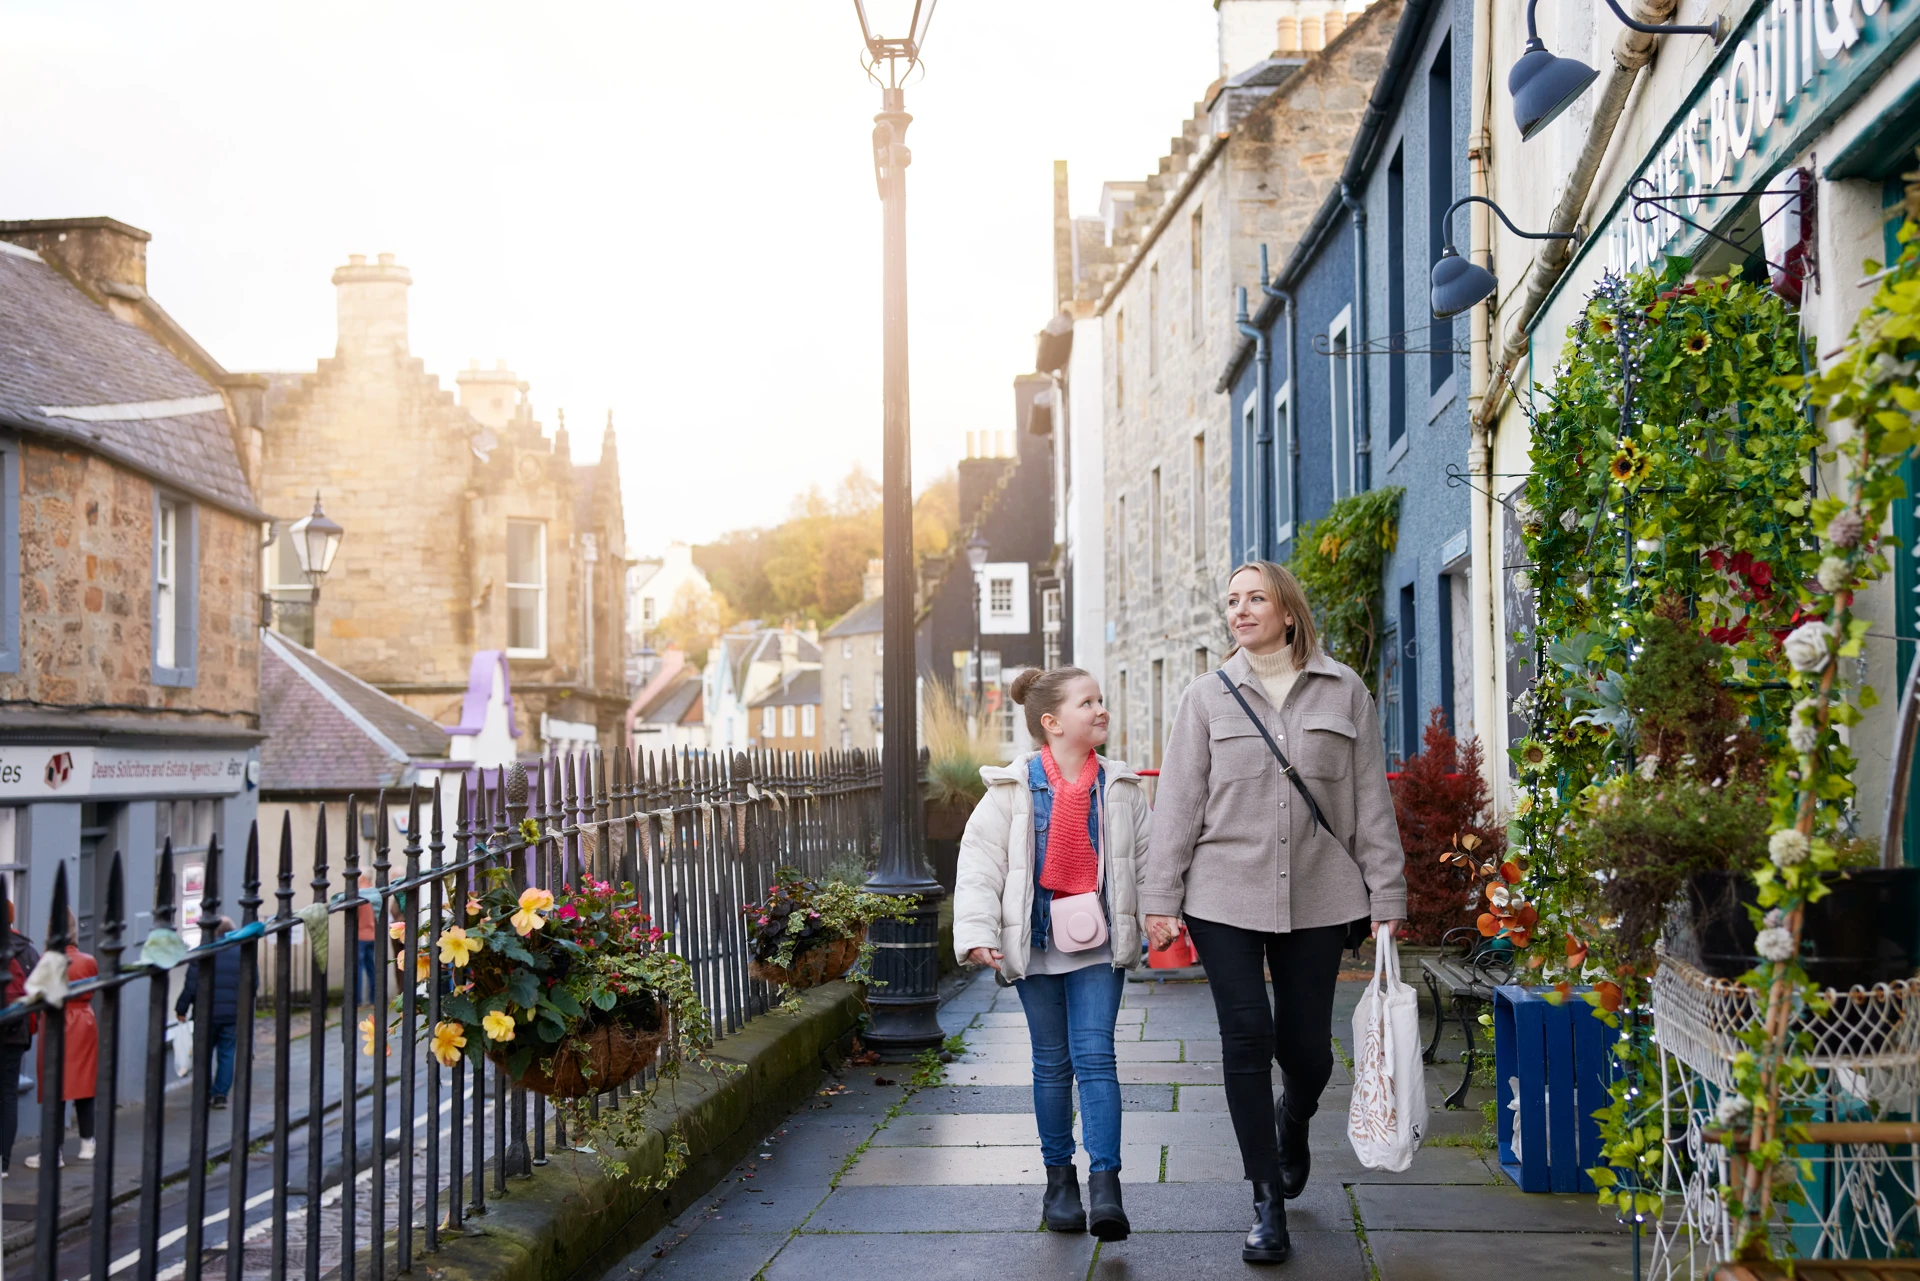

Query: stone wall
[8,441,258,723]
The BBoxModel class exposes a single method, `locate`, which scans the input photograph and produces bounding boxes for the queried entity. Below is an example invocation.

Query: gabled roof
[824,596,885,638]
[0,243,260,517]
[750,668,821,709]
[259,630,451,792]
[728,629,822,695]
[636,670,703,726]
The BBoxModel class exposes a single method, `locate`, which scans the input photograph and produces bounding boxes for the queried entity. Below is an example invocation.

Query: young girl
[953,667,1151,1242]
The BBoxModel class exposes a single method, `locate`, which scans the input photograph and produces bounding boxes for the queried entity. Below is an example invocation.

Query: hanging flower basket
[492,994,669,1099]
[750,931,864,990]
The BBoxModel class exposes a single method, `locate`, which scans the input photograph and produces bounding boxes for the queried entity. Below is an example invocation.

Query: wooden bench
[1419,929,1511,1109]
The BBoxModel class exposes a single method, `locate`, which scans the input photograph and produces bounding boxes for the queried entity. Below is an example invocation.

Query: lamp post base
[859,884,949,1059]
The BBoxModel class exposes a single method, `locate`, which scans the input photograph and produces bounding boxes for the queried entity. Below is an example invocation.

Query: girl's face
[1041,675,1109,750]
[1226,568,1294,654]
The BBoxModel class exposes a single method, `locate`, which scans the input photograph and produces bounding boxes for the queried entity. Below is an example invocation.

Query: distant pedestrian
[954,666,1150,1245]
[0,900,38,1176]
[175,917,252,1108]
[1144,561,1408,1265]
[355,900,377,1007]
[27,913,98,1168]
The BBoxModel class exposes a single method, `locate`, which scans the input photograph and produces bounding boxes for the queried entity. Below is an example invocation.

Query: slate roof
[750,668,821,709]
[636,670,703,726]
[824,596,885,638]
[725,628,822,695]
[259,630,451,792]
[0,244,260,516]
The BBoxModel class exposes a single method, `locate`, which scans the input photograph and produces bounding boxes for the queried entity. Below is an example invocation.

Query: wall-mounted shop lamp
[1510,0,1725,139]
[1431,196,1582,319]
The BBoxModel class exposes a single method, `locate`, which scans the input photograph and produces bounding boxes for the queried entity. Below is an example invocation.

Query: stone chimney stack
[456,360,523,429]
[0,217,150,295]
[779,621,800,677]
[332,252,412,361]
[862,558,884,602]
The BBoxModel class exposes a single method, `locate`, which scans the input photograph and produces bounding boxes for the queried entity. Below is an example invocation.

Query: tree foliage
[1391,708,1503,945]
[1287,487,1403,691]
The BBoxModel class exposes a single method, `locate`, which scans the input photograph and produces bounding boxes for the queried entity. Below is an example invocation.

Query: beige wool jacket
[951,752,1151,981]
[1141,648,1408,933]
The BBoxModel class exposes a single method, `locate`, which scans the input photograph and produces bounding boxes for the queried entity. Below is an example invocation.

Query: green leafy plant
[743,867,915,999]
[921,680,999,808]
[1287,487,1403,692]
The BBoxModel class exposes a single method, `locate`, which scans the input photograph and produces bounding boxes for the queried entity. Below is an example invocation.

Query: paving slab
[804,1184,1043,1233]
[836,1142,1164,1186]
[767,1230,1098,1280]
[637,1229,790,1280]
[1089,1230,1369,1280]
[1367,1230,1634,1280]
[899,1083,1177,1113]
[1352,1183,1628,1234]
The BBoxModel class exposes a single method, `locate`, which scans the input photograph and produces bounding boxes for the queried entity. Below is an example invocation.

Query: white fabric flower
[1769,829,1810,866]
[1755,927,1796,963]
[1817,557,1849,592]
[1783,620,1832,673]
[1826,507,1865,550]
[1793,697,1818,724]
[1560,508,1579,532]
[1513,570,1532,593]
[1788,722,1819,753]
[1715,1094,1753,1127]
[1637,754,1660,781]
[1637,538,1662,553]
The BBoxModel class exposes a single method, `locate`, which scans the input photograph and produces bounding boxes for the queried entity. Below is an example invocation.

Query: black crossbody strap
[1215,669,1331,835]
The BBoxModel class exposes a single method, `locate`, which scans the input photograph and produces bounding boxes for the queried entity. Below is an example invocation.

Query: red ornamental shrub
[1389,707,1504,945]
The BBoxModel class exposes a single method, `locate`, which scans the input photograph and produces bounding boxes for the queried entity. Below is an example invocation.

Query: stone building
[0,216,267,1105]
[703,624,821,754]
[1095,0,1398,769]
[749,670,822,754]
[821,560,885,753]
[254,257,629,757]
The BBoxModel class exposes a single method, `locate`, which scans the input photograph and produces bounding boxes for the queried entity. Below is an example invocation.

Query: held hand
[1372,920,1404,942]
[1144,914,1185,952]
[967,947,1003,971]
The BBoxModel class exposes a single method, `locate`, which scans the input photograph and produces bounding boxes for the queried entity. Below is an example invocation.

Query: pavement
[610,951,1640,1280]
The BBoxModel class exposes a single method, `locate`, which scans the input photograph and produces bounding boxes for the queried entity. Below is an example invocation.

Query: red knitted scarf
[1037,745,1099,896]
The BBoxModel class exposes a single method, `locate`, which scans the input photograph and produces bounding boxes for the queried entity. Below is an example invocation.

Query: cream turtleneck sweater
[1243,646,1299,714]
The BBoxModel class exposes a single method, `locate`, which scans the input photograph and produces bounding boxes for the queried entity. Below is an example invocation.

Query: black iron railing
[0,747,882,1279]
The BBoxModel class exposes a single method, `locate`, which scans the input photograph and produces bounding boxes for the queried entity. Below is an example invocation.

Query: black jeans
[0,1043,23,1170]
[1184,915,1347,1184]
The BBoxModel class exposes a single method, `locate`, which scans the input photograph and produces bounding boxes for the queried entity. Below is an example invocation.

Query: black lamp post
[966,532,989,728]
[289,492,345,604]
[1430,196,1581,319]
[854,0,947,1058]
[1509,0,1723,139]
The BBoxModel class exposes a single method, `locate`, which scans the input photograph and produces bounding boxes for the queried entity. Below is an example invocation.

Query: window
[1190,209,1205,338]
[1399,583,1421,761]
[1273,384,1295,547]
[840,723,852,750]
[841,674,853,711]
[0,442,15,675]
[1114,310,1126,408]
[874,632,883,657]
[802,704,816,737]
[263,520,315,647]
[782,705,796,738]
[841,639,853,659]
[641,596,657,626]
[762,705,777,739]
[873,673,884,710]
[152,494,196,686]
[988,577,1014,618]
[506,520,547,656]
[1151,658,1165,768]
[1041,587,1063,670]
[1387,145,1408,449]
[1329,311,1356,500]
[0,808,21,945]
[1149,466,1163,590]
[1148,264,1161,376]
[157,798,217,947]
[1429,37,1456,393]
[1191,432,1208,565]
[1381,625,1403,767]
[1241,397,1259,559]
[1115,495,1128,601]
[1117,669,1129,762]
[1195,646,1211,678]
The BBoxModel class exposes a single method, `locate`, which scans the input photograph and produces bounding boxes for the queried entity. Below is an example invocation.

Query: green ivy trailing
[1288,486,1403,692]
[1512,263,1820,1221]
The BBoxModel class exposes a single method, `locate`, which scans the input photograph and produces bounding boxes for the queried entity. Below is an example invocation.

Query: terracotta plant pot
[924,800,976,842]
[750,931,865,990]
[493,996,668,1100]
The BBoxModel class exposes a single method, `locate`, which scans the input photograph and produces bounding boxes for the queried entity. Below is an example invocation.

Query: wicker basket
[750,931,864,990]
[494,997,668,1100]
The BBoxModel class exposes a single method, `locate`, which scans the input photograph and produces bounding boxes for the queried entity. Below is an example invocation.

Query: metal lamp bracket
[1627,169,1819,298]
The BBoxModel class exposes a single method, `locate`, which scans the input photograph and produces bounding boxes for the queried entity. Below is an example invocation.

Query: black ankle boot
[1276,1102,1312,1199]
[1243,1181,1292,1264]
[1087,1170,1129,1242]
[1042,1165,1085,1233]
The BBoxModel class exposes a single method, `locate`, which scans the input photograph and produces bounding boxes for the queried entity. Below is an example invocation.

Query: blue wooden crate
[1492,985,1617,1193]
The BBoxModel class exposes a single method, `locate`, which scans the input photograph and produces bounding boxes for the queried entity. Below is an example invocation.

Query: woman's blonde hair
[1224,561,1319,668]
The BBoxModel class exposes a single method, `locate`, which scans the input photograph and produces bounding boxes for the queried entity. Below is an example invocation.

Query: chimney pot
[348,253,366,266]
[377,252,396,267]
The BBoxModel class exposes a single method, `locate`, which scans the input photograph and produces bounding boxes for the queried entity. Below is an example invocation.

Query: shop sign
[1558,0,1919,287]
[0,746,251,801]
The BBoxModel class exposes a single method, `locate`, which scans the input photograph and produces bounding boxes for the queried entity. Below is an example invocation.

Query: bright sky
[2,1,1218,553]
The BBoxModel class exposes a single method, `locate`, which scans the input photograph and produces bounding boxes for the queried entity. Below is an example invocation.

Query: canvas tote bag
[1347,930,1427,1171]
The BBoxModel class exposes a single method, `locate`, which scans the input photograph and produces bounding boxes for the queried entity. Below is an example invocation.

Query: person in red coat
[26,915,97,1167]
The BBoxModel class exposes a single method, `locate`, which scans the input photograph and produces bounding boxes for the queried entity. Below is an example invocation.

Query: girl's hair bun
[1009,667,1043,705]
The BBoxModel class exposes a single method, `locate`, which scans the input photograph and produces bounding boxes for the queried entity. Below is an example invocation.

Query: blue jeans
[355,940,377,1007]
[211,1021,237,1099]
[1014,963,1125,1172]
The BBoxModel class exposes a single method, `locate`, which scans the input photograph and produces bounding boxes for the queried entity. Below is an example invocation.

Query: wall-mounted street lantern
[1431,196,1582,319]
[289,492,345,603]
[1510,0,1724,140]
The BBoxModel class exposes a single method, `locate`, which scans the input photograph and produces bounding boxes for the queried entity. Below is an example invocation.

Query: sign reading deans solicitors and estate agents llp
[1563,0,1920,283]
[0,745,253,801]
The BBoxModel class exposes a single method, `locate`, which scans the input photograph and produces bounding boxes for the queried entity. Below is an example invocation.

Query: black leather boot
[1243,1181,1292,1264]
[1276,1099,1312,1199]
[1041,1165,1085,1233]
[1086,1170,1129,1242]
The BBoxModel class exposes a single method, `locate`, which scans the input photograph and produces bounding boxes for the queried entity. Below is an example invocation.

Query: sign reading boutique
[0,745,252,801]
[1600,0,1919,275]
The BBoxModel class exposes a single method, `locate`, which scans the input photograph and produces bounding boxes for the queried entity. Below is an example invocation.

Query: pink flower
[556,903,579,921]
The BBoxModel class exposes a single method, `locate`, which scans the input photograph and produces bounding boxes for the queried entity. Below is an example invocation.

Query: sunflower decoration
[1683,329,1712,355]
[1607,440,1653,489]
[1516,739,1553,775]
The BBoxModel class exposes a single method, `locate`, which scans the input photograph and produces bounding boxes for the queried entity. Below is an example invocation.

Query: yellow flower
[389,919,408,941]
[410,950,431,983]
[438,925,484,969]
[511,887,555,937]
[360,1015,391,1058]
[1609,445,1639,483]
[1685,331,1712,355]
[430,1021,467,1067]
[482,1010,517,1043]
[466,895,484,920]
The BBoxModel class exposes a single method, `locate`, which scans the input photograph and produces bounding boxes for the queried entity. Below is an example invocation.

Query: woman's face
[1042,675,1109,750]
[1226,568,1294,655]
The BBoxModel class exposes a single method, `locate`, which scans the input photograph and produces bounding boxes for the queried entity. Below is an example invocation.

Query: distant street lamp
[289,492,345,604]
[967,532,990,728]
[852,0,947,1058]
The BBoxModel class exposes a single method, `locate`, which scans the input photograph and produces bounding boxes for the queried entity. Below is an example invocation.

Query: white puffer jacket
[951,751,1152,981]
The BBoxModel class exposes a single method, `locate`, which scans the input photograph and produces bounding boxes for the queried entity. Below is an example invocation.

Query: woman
[953,667,1150,1243]
[27,913,97,1168]
[1143,562,1407,1266]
